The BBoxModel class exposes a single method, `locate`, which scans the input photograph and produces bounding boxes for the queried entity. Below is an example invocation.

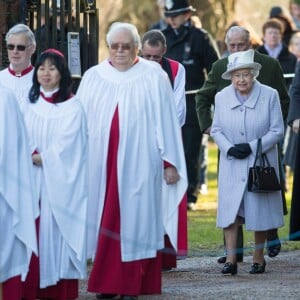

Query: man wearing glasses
[141,29,186,127]
[141,29,187,272]
[0,24,36,110]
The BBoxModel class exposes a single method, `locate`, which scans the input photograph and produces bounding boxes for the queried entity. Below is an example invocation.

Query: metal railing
[26,0,99,76]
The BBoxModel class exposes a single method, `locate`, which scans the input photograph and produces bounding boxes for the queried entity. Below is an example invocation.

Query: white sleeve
[173,63,186,127]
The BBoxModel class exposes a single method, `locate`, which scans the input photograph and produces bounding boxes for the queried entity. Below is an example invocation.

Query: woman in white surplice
[21,49,88,300]
[76,22,187,299]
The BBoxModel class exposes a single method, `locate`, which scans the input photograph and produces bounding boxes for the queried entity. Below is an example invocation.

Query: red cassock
[3,220,78,300]
[161,57,188,269]
[161,194,188,269]
[88,108,162,296]
[2,276,22,300]
[19,93,82,300]
[21,220,78,300]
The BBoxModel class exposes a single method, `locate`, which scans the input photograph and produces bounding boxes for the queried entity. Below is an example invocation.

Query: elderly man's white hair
[106,22,141,50]
[225,26,250,47]
[6,23,36,47]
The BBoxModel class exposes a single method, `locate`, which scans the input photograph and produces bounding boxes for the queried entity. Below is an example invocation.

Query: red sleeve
[32,149,39,155]
[164,161,174,169]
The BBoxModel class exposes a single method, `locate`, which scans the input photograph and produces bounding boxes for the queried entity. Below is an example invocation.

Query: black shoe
[221,262,238,275]
[266,229,281,258]
[217,256,226,264]
[96,294,118,299]
[249,260,266,274]
[217,254,243,264]
[121,296,138,300]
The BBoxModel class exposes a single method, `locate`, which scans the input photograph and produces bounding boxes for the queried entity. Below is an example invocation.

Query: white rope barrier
[185,73,296,95]
[284,73,295,78]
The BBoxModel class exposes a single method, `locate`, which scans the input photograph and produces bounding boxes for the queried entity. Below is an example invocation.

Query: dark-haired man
[141,29,187,271]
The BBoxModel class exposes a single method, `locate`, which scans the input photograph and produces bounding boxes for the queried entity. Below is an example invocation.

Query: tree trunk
[190,0,236,40]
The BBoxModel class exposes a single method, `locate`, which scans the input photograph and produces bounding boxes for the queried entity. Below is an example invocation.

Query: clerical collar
[8,64,33,77]
[40,87,74,103]
[40,87,60,103]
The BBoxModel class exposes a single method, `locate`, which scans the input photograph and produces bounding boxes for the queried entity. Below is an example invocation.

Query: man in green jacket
[196,25,289,263]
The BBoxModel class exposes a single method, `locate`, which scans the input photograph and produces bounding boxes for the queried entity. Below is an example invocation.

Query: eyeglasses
[110,43,132,51]
[142,54,162,61]
[228,43,247,51]
[7,44,31,51]
[232,72,252,80]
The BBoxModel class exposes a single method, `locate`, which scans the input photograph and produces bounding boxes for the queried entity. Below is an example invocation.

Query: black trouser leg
[182,123,202,204]
[236,225,244,262]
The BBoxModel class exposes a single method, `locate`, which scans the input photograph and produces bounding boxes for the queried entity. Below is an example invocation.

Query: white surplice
[0,66,33,110]
[0,88,38,283]
[22,95,88,288]
[77,57,187,262]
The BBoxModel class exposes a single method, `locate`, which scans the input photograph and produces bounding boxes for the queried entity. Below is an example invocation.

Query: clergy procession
[1,0,300,299]
[1,9,188,300]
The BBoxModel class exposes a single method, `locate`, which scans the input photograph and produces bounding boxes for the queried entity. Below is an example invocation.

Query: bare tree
[97,0,236,38]
[191,0,236,40]
[96,0,237,59]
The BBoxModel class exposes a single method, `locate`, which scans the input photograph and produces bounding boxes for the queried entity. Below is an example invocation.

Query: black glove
[227,143,252,159]
[235,143,252,156]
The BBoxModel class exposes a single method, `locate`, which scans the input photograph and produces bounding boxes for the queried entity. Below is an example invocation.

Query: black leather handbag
[247,138,281,193]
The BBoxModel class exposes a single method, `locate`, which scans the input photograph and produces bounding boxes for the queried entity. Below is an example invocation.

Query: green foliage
[187,141,300,258]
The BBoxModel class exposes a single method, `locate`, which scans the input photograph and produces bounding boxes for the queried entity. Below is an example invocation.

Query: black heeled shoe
[266,230,281,258]
[249,260,266,274]
[217,256,226,264]
[221,262,238,275]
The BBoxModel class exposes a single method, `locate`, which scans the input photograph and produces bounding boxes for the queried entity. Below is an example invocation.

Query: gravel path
[79,250,300,299]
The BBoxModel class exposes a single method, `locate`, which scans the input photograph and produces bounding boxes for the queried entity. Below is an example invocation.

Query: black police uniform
[163,21,219,204]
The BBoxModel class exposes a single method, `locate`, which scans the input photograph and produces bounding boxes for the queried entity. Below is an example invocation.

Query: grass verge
[187,141,300,257]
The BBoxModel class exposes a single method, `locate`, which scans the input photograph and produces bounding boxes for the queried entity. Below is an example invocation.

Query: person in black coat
[287,62,300,241]
[256,18,297,252]
[269,6,298,46]
[162,0,219,209]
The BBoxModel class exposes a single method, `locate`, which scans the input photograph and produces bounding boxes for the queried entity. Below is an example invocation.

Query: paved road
[79,250,300,299]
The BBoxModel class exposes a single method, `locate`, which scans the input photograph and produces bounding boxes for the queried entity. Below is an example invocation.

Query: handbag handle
[253,138,262,167]
[253,138,271,168]
[262,153,271,167]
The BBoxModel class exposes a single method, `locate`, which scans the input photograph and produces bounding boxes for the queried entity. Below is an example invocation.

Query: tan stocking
[224,219,239,263]
[253,230,267,264]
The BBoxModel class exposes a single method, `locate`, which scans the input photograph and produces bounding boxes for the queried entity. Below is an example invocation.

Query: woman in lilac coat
[211,49,284,276]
